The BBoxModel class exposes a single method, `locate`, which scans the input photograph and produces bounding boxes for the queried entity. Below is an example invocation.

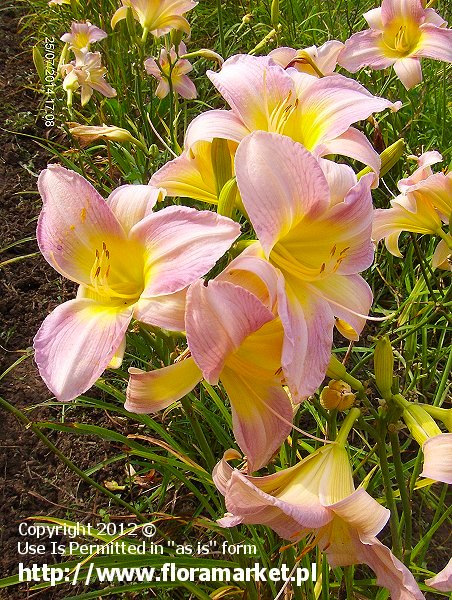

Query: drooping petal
[107,185,165,233]
[296,74,399,149]
[425,559,452,593]
[317,127,381,177]
[221,365,292,472]
[328,488,390,538]
[235,132,330,256]
[278,278,335,400]
[34,298,133,402]
[184,110,249,147]
[423,8,446,28]
[338,30,395,72]
[186,279,274,384]
[421,433,452,484]
[310,274,373,341]
[37,165,126,286]
[173,74,197,99]
[352,536,426,600]
[398,150,443,192]
[393,57,423,89]
[134,288,187,331]
[130,206,240,297]
[409,172,452,221]
[207,55,293,133]
[125,357,202,413]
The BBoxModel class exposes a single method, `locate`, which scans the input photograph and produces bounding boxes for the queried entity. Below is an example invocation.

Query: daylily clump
[339,0,452,89]
[34,165,240,402]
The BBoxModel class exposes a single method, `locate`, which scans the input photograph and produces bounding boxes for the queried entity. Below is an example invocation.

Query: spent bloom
[127,277,293,471]
[338,0,452,89]
[373,151,452,271]
[61,21,107,54]
[232,132,375,400]
[269,41,344,76]
[62,51,116,106]
[34,165,240,402]
[68,123,146,150]
[111,0,198,38]
[214,411,425,600]
[145,42,197,100]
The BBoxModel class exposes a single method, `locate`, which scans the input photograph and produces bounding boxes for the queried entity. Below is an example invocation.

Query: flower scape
[4,0,451,597]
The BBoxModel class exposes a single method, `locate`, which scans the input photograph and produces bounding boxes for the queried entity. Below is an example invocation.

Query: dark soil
[0,9,141,598]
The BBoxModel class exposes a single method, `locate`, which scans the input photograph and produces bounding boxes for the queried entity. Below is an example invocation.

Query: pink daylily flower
[145,42,197,100]
[111,0,198,38]
[421,433,452,485]
[34,165,240,402]
[373,151,452,270]
[233,132,375,400]
[425,558,452,593]
[338,0,452,90]
[127,278,293,471]
[183,54,401,176]
[61,21,107,54]
[62,51,116,106]
[214,443,425,600]
[269,41,344,76]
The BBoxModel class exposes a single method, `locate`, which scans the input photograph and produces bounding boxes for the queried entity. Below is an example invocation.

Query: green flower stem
[216,0,226,57]
[335,408,361,446]
[0,396,148,523]
[180,396,216,472]
[389,427,412,564]
[376,423,402,559]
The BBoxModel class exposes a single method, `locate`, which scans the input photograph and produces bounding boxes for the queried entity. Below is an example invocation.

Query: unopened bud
[419,404,452,432]
[374,336,394,400]
[326,355,347,380]
[357,139,405,180]
[217,177,238,219]
[181,49,224,66]
[68,124,146,151]
[33,46,45,83]
[211,138,233,198]
[321,380,355,411]
[270,0,280,28]
[242,13,253,24]
[402,404,442,446]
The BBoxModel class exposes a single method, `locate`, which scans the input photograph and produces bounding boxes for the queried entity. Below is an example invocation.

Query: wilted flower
[127,277,292,471]
[111,0,198,38]
[34,165,240,402]
[214,410,425,600]
[338,0,452,89]
[62,51,117,106]
[61,21,107,54]
[68,123,146,150]
[144,42,196,100]
[321,380,355,410]
[373,151,452,271]
[269,41,344,76]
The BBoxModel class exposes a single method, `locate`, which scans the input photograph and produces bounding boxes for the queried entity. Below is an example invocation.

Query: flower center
[382,18,421,57]
[89,240,143,301]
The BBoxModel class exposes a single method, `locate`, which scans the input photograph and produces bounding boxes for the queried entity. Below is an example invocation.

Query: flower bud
[320,380,356,411]
[68,124,146,150]
[374,336,394,399]
[419,404,452,432]
[402,404,442,446]
[211,138,233,198]
[270,0,280,28]
[326,355,347,380]
[217,177,238,220]
[357,139,405,179]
